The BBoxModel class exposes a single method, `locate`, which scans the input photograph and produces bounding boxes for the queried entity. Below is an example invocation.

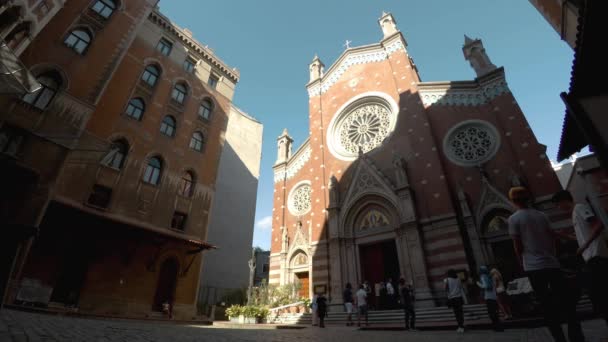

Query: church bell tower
[462,35,497,77]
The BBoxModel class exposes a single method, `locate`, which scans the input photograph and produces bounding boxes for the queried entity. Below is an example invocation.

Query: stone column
[457,188,487,270]
[327,204,342,303]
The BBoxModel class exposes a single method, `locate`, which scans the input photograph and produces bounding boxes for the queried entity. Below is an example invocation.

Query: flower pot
[245,316,256,324]
[238,315,245,324]
[229,317,240,323]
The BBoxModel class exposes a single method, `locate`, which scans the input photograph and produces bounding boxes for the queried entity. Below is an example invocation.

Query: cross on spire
[344,40,352,49]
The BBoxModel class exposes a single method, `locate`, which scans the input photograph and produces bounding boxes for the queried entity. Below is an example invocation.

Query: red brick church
[269,12,563,306]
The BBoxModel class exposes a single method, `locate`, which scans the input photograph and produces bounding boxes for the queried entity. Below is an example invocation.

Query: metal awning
[0,41,41,95]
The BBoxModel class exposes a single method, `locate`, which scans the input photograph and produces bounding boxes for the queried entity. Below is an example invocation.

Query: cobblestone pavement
[1,310,607,342]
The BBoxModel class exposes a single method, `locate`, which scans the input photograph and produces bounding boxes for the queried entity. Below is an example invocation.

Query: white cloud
[255,216,273,231]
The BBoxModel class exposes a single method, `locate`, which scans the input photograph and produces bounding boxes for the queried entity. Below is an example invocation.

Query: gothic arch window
[160,115,176,137]
[141,64,161,87]
[125,97,145,120]
[171,82,188,104]
[189,131,204,152]
[143,156,163,185]
[481,209,511,237]
[288,182,312,216]
[178,171,195,197]
[327,93,398,161]
[291,252,308,267]
[198,98,213,120]
[357,208,390,231]
[91,0,117,19]
[22,71,63,110]
[64,28,92,55]
[4,21,30,50]
[443,120,500,167]
[101,139,128,170]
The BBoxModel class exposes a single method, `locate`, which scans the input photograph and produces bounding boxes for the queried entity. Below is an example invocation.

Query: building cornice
[273,138,311,183]
[149,11,239,83]
[306,34,407,98]
[417,68,510,106]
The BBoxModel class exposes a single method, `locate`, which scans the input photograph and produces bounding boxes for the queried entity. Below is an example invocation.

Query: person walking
[399,278,416,331]
[553,190,608,324]
[444,269,465,333]
[343,283,355,326]
[477,266,503,332]
[311,293,318,326]
[508,186,585,342]
[386,278,396,309]
[316,293,328,328]
[490,267,513,320]
[356,284,369,327]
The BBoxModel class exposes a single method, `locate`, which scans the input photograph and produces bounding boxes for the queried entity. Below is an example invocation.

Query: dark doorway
[153,258,179,311]
[491,239,520,281]
[50,247,89,306]
[359,240,400,309]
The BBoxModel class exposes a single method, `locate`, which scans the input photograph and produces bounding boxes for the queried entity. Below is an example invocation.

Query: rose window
[338,103,391,155]
[444,121,500,167]
[289,184,311,216]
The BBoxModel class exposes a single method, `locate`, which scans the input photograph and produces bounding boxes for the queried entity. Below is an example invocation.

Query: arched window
[125,98,145,120]
[22,71,62,110]
[5,21,30,50]
[171,83,187,104]
[64,29,92,54]
[143,156,162,185]
[101,139,128,169]
[179,171,194,197]
[160,115,176,137]
[141,65,160,87]
[198,99,213,120]
[91,0,116,19]
[189,131,204,151]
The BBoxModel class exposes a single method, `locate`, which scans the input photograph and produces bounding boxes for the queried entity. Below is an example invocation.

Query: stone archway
[480,209,518,280]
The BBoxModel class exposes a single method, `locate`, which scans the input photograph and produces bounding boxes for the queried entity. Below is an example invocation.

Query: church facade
[269,13,563,306]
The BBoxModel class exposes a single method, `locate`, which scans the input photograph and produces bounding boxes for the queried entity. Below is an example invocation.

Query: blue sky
[162,1,575,250]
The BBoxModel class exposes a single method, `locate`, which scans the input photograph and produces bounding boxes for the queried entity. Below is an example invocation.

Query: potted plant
[243,306,257,324]
[256,306,269,323]
[225,305,244,323]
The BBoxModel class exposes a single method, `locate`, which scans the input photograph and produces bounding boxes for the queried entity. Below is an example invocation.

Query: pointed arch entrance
[153,258,179,311]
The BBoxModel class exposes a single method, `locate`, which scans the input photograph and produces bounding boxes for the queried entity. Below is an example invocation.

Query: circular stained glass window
[288,183,312,216]
[443,120,500,167]
[328,94,397,161]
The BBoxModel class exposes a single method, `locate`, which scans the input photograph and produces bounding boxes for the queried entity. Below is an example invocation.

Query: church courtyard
[1,310,607,342]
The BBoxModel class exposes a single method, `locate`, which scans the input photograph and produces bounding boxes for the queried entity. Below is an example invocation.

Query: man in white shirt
[355,284,369,327]
[508,186,585,342]
[553,190,608,324]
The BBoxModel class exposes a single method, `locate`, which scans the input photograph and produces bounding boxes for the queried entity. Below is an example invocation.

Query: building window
[179,171,194,197]
[22,72,61,110]
[183,58,195,73]
[189,131,204,152]
[0,125,24,156]
[100,139,128,169]
[171,212,187,231]
[288,182,312,216]
[160,115,176,137]
[208,74,219,89]
[198,99,213,120]
[87,184,112,209]
[156,38,172,56]
[171,83,187,104]
[125,98,145,120]
[443,120,500,167]
[141,65,160,87]
[64,29,92,54]
[143,156,162,185]
[38,0,51,15]
[91,0,116,19]
[262,264,269,273]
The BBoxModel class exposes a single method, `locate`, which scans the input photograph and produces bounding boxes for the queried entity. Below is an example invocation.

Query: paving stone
[1,310,606,342]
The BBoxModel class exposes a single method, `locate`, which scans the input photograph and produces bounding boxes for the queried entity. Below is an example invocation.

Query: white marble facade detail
[418,77,510,107]
[307,40,405,97]
[443,120,500,167]
[273,145,311,183]
[288,182,312,216]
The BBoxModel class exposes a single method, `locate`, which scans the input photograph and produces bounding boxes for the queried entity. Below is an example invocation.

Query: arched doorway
[289,251,309,299]
[153,258,179,311]
[481,209,519,280]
